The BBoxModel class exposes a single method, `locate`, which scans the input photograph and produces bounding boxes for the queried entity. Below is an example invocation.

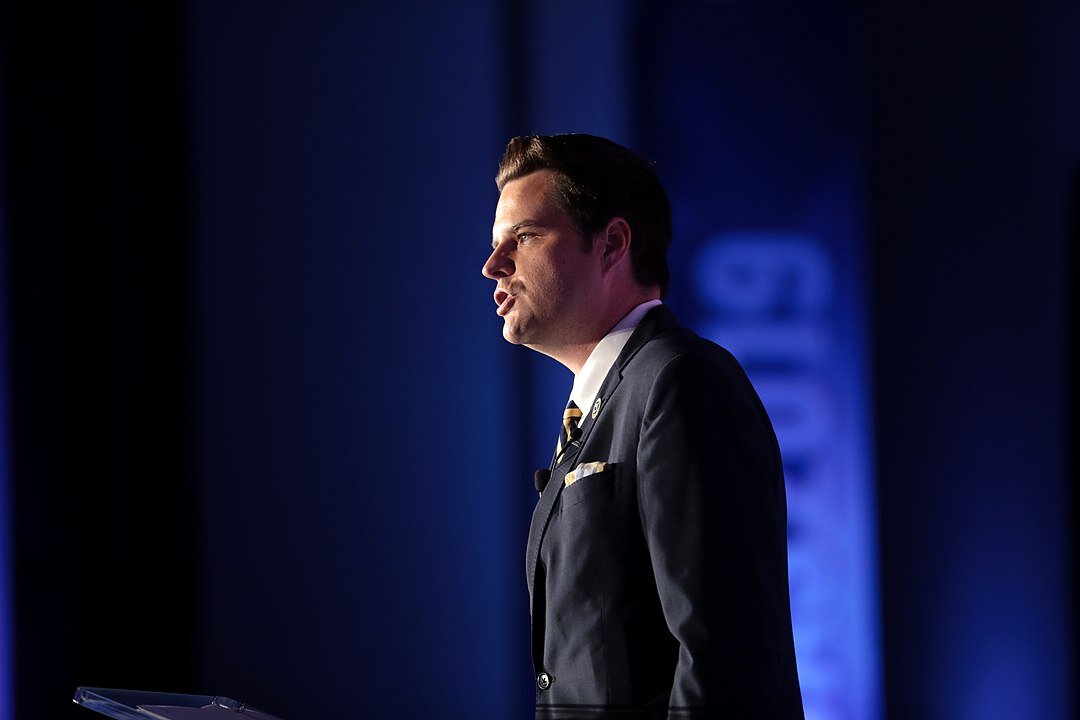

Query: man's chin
[501,323,528,345]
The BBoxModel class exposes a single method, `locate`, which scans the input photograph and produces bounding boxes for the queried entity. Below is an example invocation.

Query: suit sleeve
[636,350,796,714]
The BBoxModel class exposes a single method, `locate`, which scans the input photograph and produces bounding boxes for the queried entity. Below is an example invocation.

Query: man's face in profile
[483,169,601,351]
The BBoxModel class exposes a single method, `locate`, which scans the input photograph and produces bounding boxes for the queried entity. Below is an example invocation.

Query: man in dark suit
[482,134,803,719]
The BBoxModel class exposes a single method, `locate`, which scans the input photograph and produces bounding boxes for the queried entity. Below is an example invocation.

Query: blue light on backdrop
[694,229,879,719]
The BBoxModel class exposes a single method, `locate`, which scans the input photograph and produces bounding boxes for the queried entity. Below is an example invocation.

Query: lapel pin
[592,397,602,419]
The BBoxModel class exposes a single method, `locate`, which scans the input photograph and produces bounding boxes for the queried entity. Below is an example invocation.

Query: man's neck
[529,339,600,375]
[530,292,660,374]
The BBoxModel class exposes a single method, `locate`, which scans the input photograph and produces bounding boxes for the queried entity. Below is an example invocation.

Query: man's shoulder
[629,323,742,378]
[624,322,772,431]
[615,306,755,397]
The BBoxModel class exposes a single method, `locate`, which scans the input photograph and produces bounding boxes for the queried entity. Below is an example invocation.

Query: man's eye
[517,232,535,243]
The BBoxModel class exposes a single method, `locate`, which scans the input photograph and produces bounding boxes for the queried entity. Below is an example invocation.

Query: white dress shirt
[569,299,663,418]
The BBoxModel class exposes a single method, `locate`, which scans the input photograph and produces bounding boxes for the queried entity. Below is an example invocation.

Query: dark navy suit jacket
[527,305,804,719]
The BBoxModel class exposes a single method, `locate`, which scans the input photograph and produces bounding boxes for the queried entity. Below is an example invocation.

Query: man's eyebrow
[509,219,543,232]
[491,219,546,247]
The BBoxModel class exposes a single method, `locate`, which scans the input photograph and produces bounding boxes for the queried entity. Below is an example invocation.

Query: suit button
[537,672,553,690]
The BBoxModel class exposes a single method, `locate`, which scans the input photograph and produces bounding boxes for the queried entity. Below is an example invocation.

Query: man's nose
[482,244,513,279]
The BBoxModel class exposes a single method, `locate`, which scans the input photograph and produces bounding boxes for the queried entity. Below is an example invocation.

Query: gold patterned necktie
[555,400,583,463]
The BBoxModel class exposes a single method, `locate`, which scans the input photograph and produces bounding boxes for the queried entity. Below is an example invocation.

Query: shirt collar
[570,299,663,417]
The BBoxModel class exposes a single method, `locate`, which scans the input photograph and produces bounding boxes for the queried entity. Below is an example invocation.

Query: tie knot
[562,400,582,444]
[555,400,583,466]
[563,400,582,422]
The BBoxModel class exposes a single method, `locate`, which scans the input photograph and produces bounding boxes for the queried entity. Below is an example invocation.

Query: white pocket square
[564,461,608,488]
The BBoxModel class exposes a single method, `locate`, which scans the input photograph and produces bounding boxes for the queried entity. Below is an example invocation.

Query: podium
[73,687,285,720]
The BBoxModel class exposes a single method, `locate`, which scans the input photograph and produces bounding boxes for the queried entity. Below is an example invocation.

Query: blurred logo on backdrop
[694,231,879,720]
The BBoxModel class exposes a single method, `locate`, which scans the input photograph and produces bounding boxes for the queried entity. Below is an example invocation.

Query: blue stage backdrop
[190,2,529,718]
[638,3,881,718]
[865,5,1078,718]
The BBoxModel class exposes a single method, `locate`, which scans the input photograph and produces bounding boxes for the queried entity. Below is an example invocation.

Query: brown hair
[496,134,672,296]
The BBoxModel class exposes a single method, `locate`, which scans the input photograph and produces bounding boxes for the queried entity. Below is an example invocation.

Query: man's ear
[597,217,631,273]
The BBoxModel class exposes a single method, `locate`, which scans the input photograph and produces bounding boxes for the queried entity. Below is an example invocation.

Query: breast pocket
[560,462,617,510]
